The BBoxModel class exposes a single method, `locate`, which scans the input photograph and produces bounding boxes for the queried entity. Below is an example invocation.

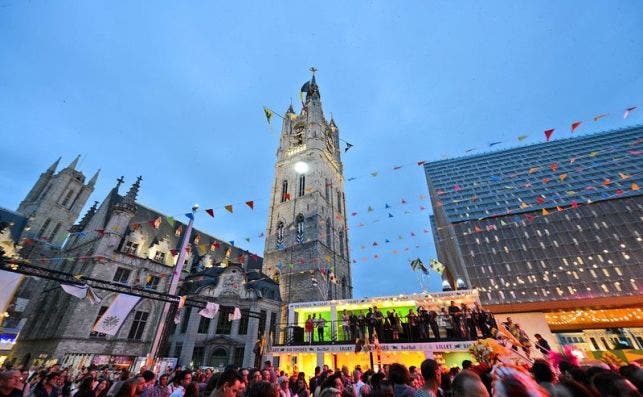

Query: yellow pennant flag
[197,244,208,255]
[263,107,273,125]
[520,202,529,208]
[324,255,331,263]
[225,205,233,213]
[559,173,567,181]
[517,135,528,141]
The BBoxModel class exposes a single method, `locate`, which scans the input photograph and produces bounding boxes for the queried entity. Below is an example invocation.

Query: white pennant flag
[199,302,219,319]
[61,283,89,299]
[93,293,140,335]
[228,307,241,321]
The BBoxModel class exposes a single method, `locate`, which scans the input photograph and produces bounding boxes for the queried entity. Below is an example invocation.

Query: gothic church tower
[17,156,98,247]
[263,71,352,303]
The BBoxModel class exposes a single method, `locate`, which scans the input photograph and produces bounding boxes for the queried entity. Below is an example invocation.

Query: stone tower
[263,72,352,303]
[17,156,98,247]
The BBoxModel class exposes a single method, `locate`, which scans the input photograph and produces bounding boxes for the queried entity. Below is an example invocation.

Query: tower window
[275,221,284,249]
[326,219,332,248]
[338,230,344,257]
[296,214,305,244]
[337,191,342,213]
[298,175,305,197]
[37,218,51,239]
[48,222,62,242]
[281,180,289,203]
[325,179,330,200]
[60,189,75,207]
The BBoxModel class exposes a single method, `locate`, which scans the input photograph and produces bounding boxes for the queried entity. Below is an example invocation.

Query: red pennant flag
[225,204,233,213]
[536,197,545,204]
[550,163,558,172]
[474,226,483,233]
[170,249,178,256]
[525,214,535,221]
[615,189,624,195]
[206,208,214,217]
[150,217,161,229]
[95,229,105,236]
[417,161,426,166]
[245,201,254,210]
[571,201,578,209]
[602,178,611,186]
[284,193,291,201]
[556,206,563,212]
[571,121,582,132]
[542,178,550,184]
[131,223,140,231]
[544,129,554,142]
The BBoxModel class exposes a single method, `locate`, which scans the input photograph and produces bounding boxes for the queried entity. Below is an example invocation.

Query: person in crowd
[349,312,359,342]
[168,372,192,397]
[365,309,375,343]
[462,304,477,340]
[427,311,439,340]
[32,373,60,397]
[448,301,462,339]
[305,316,314,345]
[318,388,341,397]
[182,383,198,397]
[141,374,169,397]
[351,372,364,397]
[106,371,130,397]
[247,382,278,397]
[414,360,440,397]
[406,310,417,342]
[0,370,24,397]
[292,378,309,397]
[357,314,367,342]
[533,334,551,356]
[211,369,243,397]
[341,310,351,342]
[492,365,546,397]
[387,364,413,397]
[316,317,326,343]
[451,370,488,397]
[73,377,94,397]
[437,309,453,340]
[277,378,291,397]
[530,359,555,396]
[308,368,321,396]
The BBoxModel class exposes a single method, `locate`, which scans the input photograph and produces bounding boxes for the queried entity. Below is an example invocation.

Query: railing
[275,315,497,346]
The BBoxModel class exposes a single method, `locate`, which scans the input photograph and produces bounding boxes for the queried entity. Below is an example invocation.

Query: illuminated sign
[269,341,474,354]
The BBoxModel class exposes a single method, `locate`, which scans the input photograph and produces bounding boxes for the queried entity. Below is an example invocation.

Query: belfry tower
[263,70,352,303]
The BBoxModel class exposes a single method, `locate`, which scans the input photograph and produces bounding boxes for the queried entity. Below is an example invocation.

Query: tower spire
[47,157,62,173]
[123,176,142,204]
[66,155,81,170]
[88,169,100,187]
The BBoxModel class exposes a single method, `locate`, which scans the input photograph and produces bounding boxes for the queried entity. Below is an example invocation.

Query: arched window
[338,230,344,257]
[326,219,332,248]
[337,190,342,213]
[37,218,51,239]
[49,223,62,242]
[325,179,330,200]
[275,221,284,249]
[61,189,74,207]
[298,175,305,197]
[341,277,347,299]
[281,180,289,202]
[296,214,305,244]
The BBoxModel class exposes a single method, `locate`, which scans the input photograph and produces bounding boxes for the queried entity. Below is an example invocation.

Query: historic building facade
[262,73,352,304]
[9,176,273,368]
[167,265,281,369]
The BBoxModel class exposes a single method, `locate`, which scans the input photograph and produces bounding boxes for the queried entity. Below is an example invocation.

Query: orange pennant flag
[571,121,582,132]
[542,208,550,216]
[542,178,550,184]
[550,162,558,172]
[245,201,254,210]
[559,173,567,181]
[225,205,233,213]
[632,183,639,191]
[602,179,611,186]
[474,226,483,233]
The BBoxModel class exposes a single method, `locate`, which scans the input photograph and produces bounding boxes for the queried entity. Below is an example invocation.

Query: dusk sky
[1,1,641,298]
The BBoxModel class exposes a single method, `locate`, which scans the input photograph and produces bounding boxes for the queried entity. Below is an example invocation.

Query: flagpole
[148,204,199,364]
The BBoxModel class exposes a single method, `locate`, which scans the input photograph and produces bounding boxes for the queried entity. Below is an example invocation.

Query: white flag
[86,286,102,305]
[228,307,241,321]
[199,302,219,319]
[61,283,89,299]
[93,293,140,335]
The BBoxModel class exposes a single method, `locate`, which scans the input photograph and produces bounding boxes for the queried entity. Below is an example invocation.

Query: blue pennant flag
[185,213,194,220]
[229,240,235,246]
[388,213,394,218]
[385,203,391,209]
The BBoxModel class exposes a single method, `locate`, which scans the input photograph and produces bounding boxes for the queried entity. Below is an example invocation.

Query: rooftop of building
[181,263,281,301]
[424,125,642,223]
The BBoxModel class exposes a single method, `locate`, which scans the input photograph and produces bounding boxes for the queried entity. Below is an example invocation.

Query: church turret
[17,156,96,248]
[263,70,352,304]
[88,169,100,188]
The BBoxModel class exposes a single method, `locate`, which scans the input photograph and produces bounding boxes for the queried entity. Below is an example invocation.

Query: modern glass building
[424,125,642,306]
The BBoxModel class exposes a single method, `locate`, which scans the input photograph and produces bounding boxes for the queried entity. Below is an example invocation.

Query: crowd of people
[2,355,641,397]
[303,301,497,344]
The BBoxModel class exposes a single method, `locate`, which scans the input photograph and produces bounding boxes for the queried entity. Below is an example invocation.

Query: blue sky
[1,1,641,298]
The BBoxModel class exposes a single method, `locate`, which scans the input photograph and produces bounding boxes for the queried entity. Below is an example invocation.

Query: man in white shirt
[168,371,192,397]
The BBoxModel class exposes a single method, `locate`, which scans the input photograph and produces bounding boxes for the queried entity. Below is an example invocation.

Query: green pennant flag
[166,216,175,227]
